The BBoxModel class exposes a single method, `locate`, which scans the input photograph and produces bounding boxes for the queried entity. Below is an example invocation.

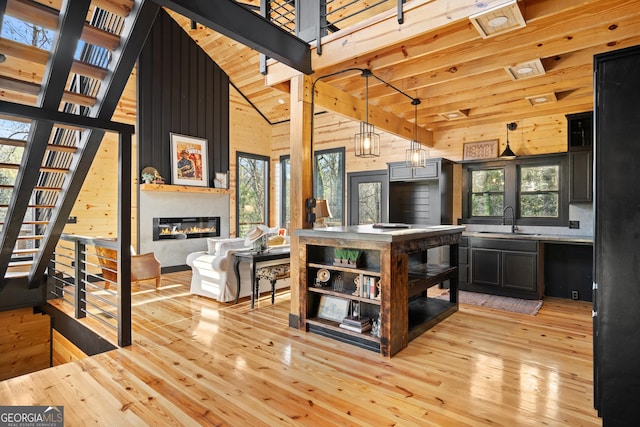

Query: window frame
[279,155,290,229]
[236,151,270,236]
[314,147,345,226]
[462,153,568,227]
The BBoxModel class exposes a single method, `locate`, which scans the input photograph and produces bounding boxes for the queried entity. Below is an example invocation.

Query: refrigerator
[593,44,640,425]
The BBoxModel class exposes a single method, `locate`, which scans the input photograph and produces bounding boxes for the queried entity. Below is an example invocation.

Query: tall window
[314,148,345,226]
[519,165,559,218]
[236,152,269,236]
[280,155,290,229]
[471,168,505,217]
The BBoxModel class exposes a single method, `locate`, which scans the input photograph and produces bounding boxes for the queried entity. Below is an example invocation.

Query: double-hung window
[236,152,270,237]
[463,154,567,227]
[314,148,345,226]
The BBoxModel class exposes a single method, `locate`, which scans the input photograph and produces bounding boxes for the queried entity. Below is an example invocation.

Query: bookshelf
[295,225,464,357]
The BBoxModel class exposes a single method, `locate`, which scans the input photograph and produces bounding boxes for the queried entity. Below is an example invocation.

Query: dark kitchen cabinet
[462,237,542,299]
[593,45,640,424]
[387,158,454,225]
[458,237,469,285]
[567,112,593,203]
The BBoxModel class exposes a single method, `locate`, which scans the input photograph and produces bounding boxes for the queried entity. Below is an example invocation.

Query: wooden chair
[95,245,161,290]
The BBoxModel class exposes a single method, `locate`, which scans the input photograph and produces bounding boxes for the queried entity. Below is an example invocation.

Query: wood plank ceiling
[165,0,640,138]
[3,0,640,138]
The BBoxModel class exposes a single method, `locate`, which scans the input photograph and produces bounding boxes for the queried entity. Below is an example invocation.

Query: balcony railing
[259,0,403,70]
[47,234,131,347]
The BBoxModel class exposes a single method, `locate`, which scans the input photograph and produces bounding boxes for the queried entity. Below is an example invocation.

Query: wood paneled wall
[138,9,230,185]
[52,330,87,366]
[0,308,50,380]
[271,111,572,224]
[230,88,273,237]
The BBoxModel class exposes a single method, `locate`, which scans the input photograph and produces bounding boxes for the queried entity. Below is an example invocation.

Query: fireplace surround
[153,216,221,241]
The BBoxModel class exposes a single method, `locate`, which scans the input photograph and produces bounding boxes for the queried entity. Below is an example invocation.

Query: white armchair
[186,238,249,302]
[186,237,290,303]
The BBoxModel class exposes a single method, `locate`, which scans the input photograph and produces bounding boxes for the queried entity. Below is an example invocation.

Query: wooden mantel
[139,184,229,195]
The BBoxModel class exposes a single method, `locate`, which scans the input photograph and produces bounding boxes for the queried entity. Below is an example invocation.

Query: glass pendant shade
[405,139,427,168]
[354,121,380,157]
[354,70,380,158]
[405,98,426,167]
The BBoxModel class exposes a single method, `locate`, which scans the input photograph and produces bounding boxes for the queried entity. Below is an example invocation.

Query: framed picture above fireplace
[170,133,209,187]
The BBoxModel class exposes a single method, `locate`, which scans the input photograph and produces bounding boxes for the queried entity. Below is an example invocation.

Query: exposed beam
[314,80,432,146]
[152,0,312,74]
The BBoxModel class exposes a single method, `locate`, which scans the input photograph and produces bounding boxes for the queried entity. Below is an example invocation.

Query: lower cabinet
[461,237,543,299]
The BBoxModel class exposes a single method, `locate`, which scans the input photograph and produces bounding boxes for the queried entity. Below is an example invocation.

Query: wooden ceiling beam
[314,80,432,146]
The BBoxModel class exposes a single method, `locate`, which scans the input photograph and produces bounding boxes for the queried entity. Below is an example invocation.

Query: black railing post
[117,130,132,347]
[260,0,270,74]
[75,239,87,318]
[397,0,405,25]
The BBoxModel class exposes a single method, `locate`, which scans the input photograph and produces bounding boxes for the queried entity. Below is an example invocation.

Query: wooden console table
[295,225,464,357]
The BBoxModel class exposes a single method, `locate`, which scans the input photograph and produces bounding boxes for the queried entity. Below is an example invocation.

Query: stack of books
[339,315,371,333]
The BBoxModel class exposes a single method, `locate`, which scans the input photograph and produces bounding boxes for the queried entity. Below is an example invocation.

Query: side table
[233,247,290,307]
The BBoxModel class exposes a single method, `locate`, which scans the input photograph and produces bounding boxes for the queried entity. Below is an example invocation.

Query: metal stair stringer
[30,0,161,285]
[0,0,93,286]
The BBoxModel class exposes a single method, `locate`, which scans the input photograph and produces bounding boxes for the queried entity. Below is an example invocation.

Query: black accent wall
[138,10,229,185]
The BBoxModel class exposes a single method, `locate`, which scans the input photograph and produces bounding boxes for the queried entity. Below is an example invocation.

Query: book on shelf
[339,322,372,333]
[342,315,370,326]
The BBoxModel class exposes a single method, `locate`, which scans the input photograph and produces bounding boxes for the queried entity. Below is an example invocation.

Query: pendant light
[500,122,518,158]
[405,98,427,168]
[354,69,380,157]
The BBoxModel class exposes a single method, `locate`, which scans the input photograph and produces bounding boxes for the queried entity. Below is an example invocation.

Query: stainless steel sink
[475,231,540,236]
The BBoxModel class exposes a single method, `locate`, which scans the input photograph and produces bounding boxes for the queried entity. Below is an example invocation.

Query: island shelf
[295,224,464,357]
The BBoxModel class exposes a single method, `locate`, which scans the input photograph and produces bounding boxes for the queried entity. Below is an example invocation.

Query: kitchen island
[295,224,465,357]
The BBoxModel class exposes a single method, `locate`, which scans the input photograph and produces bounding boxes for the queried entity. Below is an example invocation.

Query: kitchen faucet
[503,205,518,233]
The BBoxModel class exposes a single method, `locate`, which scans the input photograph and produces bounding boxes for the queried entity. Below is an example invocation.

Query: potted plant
[333,248,362,267]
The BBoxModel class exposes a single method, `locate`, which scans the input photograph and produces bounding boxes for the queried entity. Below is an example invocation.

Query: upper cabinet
[387,158,454,225]
[567,112,593,203]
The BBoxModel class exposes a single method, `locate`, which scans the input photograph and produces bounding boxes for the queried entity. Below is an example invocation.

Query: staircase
[0,0,160,310]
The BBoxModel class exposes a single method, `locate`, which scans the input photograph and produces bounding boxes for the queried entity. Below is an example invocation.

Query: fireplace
[153,216,221,241]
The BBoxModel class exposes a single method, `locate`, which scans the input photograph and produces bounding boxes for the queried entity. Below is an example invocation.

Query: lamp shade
[314,199,332,219]
[500,122,518,158]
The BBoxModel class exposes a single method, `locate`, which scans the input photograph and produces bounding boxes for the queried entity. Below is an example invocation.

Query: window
[519,165,559,218]
[463,154,567,227]
[470,168,505,217]
[314,148,345,226]
[236,152,269,237]
[280,155,290,229]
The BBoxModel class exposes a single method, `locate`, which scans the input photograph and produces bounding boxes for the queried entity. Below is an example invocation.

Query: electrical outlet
[569,220,580,229]
[571,290,579,300]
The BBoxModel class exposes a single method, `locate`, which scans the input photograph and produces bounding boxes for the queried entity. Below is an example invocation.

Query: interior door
[347,170,388,225]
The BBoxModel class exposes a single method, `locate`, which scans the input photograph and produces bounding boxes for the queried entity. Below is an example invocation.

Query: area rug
[436,290,543,316]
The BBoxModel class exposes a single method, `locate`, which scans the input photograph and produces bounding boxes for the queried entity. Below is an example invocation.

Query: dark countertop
[463,231,593,245]
[295,224,466,243]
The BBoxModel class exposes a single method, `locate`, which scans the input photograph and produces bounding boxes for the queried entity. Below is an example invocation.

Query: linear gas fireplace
[153,216,221,241]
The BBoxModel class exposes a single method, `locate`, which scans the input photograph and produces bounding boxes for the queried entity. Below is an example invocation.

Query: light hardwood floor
[0,271,600,426]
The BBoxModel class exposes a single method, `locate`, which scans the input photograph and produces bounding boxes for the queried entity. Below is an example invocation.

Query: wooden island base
[295,224,464,357]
